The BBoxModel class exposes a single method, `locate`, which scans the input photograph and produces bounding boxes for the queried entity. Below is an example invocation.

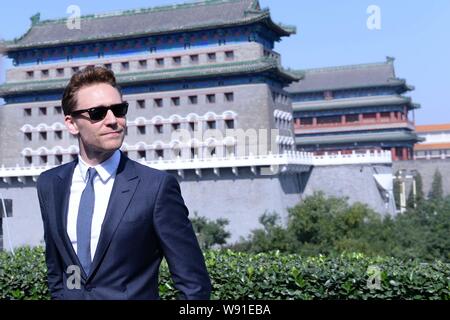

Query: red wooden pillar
[390,111,395,122]
[312,117,317,126]
[341,115,346,125]
[376,112,381,122]
[402,147,408,160]
[391,147,397,161]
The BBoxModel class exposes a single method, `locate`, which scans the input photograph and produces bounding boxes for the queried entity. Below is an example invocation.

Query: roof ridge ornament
[30,13,41,26]
[244,0,265,16]
[252,0,261,11]
[386,56,395,64]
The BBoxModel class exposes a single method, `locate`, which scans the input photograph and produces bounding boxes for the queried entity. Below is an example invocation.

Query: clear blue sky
[1,0,449,125]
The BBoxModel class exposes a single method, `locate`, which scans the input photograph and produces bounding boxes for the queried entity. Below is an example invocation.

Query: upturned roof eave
[6,13,292,52]
[295,131,421,145]
[292,96,417,112]
[286,80,409,94]
[0,58,297,96]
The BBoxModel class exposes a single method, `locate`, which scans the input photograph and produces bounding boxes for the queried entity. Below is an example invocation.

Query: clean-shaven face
[66,83,126,158]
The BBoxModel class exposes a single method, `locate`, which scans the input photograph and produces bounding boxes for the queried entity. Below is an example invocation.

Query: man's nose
[103,109,118,125]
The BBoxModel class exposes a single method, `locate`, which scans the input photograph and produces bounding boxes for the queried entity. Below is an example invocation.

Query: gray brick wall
[178,169,305,243]
[302,164,396,215]
[393,159,450,197]
[0,180,44,250]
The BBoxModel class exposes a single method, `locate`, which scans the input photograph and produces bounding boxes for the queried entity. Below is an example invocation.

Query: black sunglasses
[71,102,129,121]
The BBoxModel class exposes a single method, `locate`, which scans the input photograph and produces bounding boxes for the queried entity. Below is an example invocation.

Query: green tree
[226,212,292,252]
[286,192,385,256]
[190,213,230,250]
[231,192,450,262]
[428,169,443,201]
[422,197,450,261]
[391,195,450,261]
[233,192,388,257]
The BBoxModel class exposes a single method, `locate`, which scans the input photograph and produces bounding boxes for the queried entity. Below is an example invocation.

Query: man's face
[65,83,126,157]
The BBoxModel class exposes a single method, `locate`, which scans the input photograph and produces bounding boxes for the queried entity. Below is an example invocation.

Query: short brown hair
[61,66,122,115]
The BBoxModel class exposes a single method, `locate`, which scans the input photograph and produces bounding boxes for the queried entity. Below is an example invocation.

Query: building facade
[287,58,421,161]
[414,124,450,160]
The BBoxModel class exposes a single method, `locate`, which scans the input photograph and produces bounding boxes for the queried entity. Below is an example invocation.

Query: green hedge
[0,247,49,299]
[1,247,449,300]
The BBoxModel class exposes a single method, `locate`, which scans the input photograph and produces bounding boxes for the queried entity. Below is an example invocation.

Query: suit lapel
[51,160,81,271]
[88,155,140,280]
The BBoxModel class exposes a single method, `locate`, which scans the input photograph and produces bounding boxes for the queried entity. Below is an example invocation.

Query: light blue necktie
[77,167,97,276]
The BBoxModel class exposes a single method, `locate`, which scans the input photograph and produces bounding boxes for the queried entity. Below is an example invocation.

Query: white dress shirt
[67,150,121,259]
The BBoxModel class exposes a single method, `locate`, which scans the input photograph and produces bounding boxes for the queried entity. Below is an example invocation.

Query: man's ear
[65,115,79,136]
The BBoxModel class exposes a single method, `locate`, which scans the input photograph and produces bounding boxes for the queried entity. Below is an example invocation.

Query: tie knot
[86,167,97,183]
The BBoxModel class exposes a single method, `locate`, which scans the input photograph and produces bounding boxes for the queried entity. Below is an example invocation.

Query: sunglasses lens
[111,103,128,117]
[77,102,128,121]
[88,107,108,121]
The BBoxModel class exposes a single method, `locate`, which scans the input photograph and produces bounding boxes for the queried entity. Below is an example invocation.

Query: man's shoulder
[126,157,172,181]
[37,161,75,186]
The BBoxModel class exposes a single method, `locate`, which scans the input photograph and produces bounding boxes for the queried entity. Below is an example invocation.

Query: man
[37,66,211,300]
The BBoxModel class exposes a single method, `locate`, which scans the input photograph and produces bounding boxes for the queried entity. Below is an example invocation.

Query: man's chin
[100,140,124,153]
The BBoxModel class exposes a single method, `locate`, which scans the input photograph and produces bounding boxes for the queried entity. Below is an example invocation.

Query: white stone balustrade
[0,150,392,181]
[312,150,392,166]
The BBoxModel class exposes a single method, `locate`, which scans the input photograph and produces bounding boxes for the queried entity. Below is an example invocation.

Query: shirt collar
[78,150,121,183]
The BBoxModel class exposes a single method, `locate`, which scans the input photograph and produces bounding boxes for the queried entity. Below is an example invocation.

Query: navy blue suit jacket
[37,153,211,300]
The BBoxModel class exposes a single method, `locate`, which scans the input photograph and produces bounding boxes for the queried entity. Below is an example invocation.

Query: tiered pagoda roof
[287,57,413,94]
[3,0,295,51]
[296,130,421,146]
[293,95,419,112]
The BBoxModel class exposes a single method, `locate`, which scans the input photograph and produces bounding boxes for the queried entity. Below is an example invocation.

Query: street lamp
[394,169,418,213]
[395,169,407,213]
[410,169,419,208]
